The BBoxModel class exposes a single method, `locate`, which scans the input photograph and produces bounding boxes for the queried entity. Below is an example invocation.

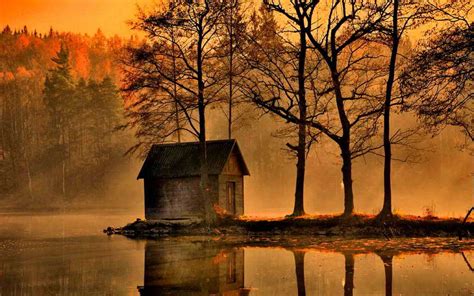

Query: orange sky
[0,0,153,37]
[1,0,451,39]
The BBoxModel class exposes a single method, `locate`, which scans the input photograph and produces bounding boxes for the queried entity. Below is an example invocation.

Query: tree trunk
[198,123,213,225]
[380,0,399,219]
[330,64,354,217]
[197,24,215,226]
[228,1,233,139]
[25,153,33,200]
[171,28,181,143]
[292,24,308,217]
[60,123,66,198]
[9,145,18,189]
[62,159,66,197]
[293,128,306,216]
[293,251,306,296]
[340,141,354,216]
[344,253,354,296]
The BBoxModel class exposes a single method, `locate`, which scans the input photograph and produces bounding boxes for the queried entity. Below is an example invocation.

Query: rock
[105,226,114,236]
[133,221,147,232]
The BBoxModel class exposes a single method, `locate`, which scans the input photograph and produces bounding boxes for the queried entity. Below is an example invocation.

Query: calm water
[0,213,473,295]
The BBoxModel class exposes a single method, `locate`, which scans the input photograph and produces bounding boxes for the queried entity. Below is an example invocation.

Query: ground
[106,213,474,239]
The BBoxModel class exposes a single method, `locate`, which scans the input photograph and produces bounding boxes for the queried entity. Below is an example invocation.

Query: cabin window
[226,252,237,283]
[226,182,236,214]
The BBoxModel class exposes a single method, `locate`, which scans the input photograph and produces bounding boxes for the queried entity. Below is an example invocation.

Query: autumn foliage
[0,26,135,206]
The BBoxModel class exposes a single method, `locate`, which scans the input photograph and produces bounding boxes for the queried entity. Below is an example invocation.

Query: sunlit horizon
[0,0,154,37]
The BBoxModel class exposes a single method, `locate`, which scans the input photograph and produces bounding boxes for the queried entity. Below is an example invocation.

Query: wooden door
[226,182,236,214]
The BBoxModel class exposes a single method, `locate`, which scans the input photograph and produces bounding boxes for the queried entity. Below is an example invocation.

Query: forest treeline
[0,27,136,206]
[122,0,472,223]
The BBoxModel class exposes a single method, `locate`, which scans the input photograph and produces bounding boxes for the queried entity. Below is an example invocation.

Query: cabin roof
[137,139,250,179]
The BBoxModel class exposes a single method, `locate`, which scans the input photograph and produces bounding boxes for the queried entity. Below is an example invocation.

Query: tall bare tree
[376,0,438,218]
[242,3,323,216]
[220,0,248,139]
[283,0,392,215]
[123,0,228,225]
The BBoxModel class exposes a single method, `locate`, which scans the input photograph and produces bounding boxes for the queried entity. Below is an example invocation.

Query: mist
[206,107,472,217]
[0,24,471,219]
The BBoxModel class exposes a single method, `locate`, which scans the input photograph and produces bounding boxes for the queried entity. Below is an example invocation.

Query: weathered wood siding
[144,152,245,219]
[218,152,244,215]
[144,176,219,220]
[218,175,244,215]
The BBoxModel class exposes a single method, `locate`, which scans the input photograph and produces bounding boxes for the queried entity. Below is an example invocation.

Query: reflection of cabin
[138,241,249,295]
[137,140,250,220]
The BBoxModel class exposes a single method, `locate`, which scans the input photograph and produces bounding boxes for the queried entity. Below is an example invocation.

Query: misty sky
[0,0,151,36]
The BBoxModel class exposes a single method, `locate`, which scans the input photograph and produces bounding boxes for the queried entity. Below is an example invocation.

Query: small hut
[137,139,250,220]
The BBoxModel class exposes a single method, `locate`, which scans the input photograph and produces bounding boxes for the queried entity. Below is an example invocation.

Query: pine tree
[44,44,75,197]
[2,25,12,35]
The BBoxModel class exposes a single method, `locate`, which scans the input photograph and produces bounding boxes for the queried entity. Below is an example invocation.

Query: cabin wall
[218,152,245,215]
[218,175,244,216]
[144,176,219,220]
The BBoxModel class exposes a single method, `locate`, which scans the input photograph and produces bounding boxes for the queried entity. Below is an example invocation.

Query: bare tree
[400,1,473,143]
[219,0,248,139]
[377,0,436,218]
[242,3,323,216]
[122,0,228,225]
[293,0,392,215]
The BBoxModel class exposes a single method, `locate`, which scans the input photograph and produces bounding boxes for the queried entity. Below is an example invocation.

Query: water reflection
[343,253,354,296]
[462,252,474,271]
[138,241,474,295]
[378,253,393,296]
[0,213,473,295]
[293,250,306,296]
[138,240,249,295]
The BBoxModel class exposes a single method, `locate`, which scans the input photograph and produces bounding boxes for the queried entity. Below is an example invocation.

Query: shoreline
[106,214,474,239]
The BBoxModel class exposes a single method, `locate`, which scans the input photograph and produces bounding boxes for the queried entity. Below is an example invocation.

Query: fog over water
[0,213,473,295]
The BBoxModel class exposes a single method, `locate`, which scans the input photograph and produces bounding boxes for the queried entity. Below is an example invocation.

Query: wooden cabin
[137,139,250,220]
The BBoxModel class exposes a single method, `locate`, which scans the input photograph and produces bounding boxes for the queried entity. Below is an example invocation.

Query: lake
[0,212,473,295]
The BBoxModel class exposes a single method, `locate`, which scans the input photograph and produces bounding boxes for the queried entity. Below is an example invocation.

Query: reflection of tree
[461,252,474,272]
[293,250,306,296]
[344,253,354,296]
[137,244,472,296]
[377,254,393,296]
[459,207,474,240]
